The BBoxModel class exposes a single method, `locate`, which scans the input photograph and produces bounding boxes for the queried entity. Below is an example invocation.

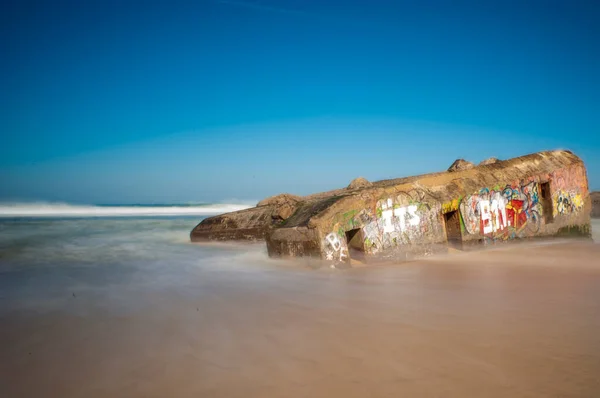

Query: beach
[1,217,599,397]
[3,0,599,395]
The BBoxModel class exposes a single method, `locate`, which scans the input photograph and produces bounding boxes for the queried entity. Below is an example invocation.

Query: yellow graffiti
[553,190,583,216]
[572,194,584,209]
[505,201,522,228]
[442,198,460,213]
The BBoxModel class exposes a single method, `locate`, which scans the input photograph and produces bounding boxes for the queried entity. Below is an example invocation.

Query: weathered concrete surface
[448,159,475,172]
[191,150,592,267]
[479,157,500,166]
[256,193,302,220]
[592,191,600,218]
[347,177,372,189]
[190,193,301,241]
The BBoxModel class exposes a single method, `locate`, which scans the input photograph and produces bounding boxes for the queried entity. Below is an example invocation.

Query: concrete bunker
[191,150,592,267]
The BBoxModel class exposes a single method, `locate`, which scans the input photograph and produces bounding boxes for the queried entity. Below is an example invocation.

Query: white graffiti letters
[381,199,395,233]
[325,232,342,251]
[324,232,347,262]
[381,199,420,233]
[398,205,421,230]
[364,196,442,253]
[490,196,507,231]
[480,200,492,234]
[480,198,507,234]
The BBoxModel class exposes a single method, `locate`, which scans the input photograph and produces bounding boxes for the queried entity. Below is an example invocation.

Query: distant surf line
[0,202,253,218]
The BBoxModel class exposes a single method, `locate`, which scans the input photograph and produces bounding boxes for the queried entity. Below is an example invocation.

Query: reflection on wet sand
[1,241,600,398]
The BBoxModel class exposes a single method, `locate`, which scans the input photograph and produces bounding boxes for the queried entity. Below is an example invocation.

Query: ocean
[1,206,599,397]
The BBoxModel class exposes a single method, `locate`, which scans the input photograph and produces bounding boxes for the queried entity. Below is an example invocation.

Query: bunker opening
[444,210,463,250]
[345,228,366,262]
[540,182,554,223]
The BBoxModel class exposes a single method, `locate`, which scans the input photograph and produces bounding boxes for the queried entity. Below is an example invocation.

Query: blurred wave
[0,202,253,217]
[0,216,269,272]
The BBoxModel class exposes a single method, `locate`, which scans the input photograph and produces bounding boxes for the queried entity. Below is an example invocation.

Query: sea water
[1,209,599,397]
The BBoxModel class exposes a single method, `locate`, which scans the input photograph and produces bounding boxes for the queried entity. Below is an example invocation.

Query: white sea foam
[0,202,253,217]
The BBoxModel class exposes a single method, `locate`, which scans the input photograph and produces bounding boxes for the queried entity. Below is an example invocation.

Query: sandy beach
[3,0,599,395]
[1,218,600,397]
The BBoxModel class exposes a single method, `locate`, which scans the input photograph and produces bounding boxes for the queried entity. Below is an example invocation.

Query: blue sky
[1,0,598,204]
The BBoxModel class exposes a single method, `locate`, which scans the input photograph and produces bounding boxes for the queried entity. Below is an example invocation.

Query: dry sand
[1,240,600,397]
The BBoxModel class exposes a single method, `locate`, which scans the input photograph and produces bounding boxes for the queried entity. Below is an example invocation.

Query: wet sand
[2,241,600,397]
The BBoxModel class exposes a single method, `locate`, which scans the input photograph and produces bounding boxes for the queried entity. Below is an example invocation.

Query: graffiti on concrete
[550,164,587,217]
[323,232,348,263]
[320,166,588,262]
[554,190,583,216]
[362,193,443,254]
[459,181,542,240]
[379,198,420,233]
[480,192,508,234]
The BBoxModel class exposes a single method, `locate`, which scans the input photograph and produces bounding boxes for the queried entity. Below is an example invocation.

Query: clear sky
[1,0,598,204]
